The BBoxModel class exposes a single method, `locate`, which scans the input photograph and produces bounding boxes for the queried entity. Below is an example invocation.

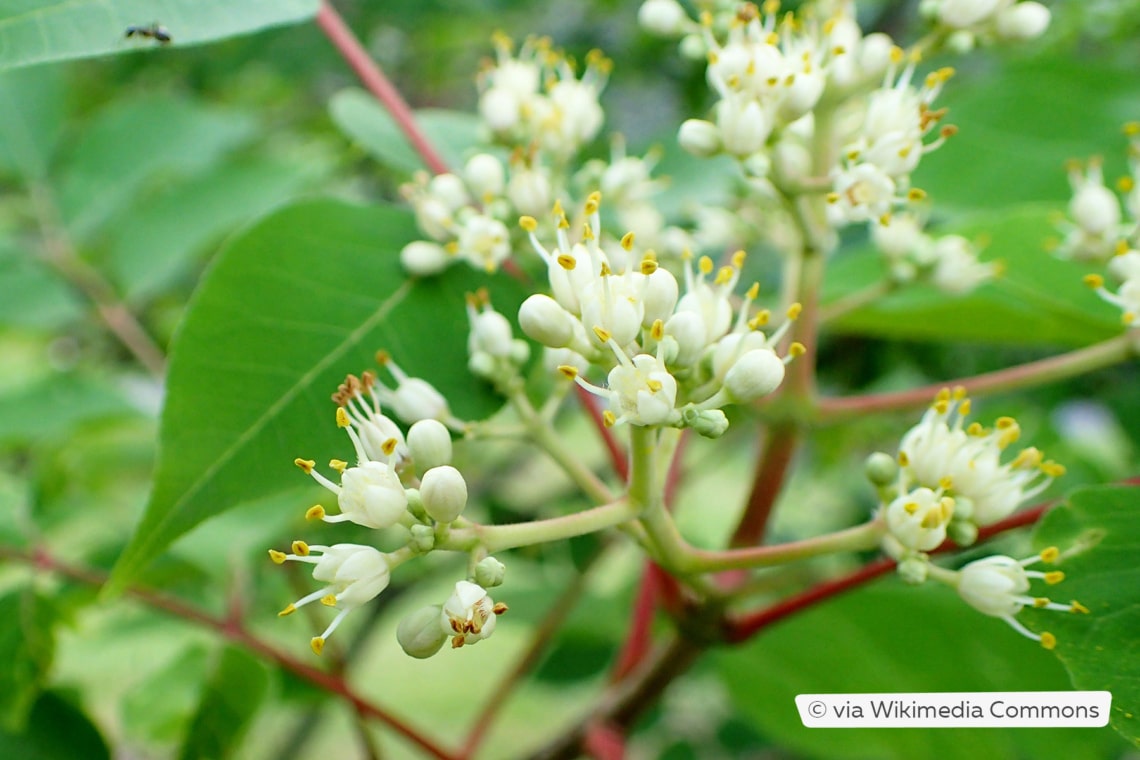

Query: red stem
[13,546,455,760]
[611,561,661,682]
[729,423,798,548]
[316,1,450,175]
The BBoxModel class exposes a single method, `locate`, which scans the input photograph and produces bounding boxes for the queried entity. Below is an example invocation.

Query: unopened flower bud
[663,310,707,366]
[865,452,899,486]
[678,119,720,158]
[724,348,786,402]
[464,153,505,199]
[401,241,450,277]
[681,407,729,438]
[995,2,1050,40]
[638,0,687,36]
[507,167,552,218]
[469,308,515,358]
[716,99,771,157]
[429,173,470,211]
[420,465,468,523]
[519,294,577,348]
[397,605,448,658]
[408,419,453,471]
[642,269,680,326]
[393,378,451,424]
[410,523,436,553]
[897,556,929,585]
[474,556,507,588]
[938,0,1001,29]
[947,519,979,547]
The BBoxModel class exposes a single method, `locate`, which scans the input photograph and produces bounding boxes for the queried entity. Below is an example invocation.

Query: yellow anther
[311,637,325,656]
[1033,597,1051,608]
[375,349,391,366]
[294,458,315,473]
[933,399,950,414]
[935,387,951,402]
[940,124,959,138]
[1116,239,1131,255]
[750,309,771,328]
[551,199,565,218]
[593,325,612,343]
[826,192,840,204]
[600,261,613,276]
[519,215,537,231]
[602,410,617,427]
[329,459,347,473]
[762,0,779,15]
[444,241,459,254]
[321,594,338,607]
[1042,462,1066,477]
[746,282,760,300]
[278,604,297,617]
[621,231,635,250]
[556,364,579,379]
[1044,571,1065,585]
[732,249,746,268]
[582,222,595,241]
[958,399,971,416]
[1040,546,1060,563]
[1070,601,1090,614]
[1124,312,1136,325]
[640,257,658,275]
[584,199,600,216]
[305,504,327,521]
[493,602,509,615]
[940,498,954,520]
[557,253,577,270]
[647,379,663,392]
[920,511,943,529]
[1084,273,1105,289]
[995,416,1016,429]
[698,255,713,275]
[381,437,399,456]
[268,550,287,564]
[938,476,953,490]
[951,385,967,400]
[966,422,984,436]
[714,266,734,285]
[889,46,904,63]
[1040,632,1056,650]
[291,540,310,556]
[879,213,892,226]
[336,407,350,428]
[938,66,955,81]
[897,451,910,467]
[907,188,927,202]
[786,302,803,320]
[651,319,665,340]
[788,342,806,357]
[451,634,466,649]
[903,501,918,515]
[1124,121,1140,136]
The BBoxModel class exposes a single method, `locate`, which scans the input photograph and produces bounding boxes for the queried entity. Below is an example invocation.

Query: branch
[316,1,450,175]
[2,545,455,760]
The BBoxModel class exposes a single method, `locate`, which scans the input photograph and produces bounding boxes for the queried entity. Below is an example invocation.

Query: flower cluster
[920,0,1051,51]
[932,548,1088,649]
[876,387,1064,562]
[519,193,803,434]
[871,211,999,294]
[270,363,509,656]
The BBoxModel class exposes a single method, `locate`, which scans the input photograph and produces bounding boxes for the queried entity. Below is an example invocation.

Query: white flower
[372,352,462,429]
[270,542,392,655]
[929,235,998,294]
[827,162,899,225]
[678,118,720,157]
[995,2,1050,40]
[1085,253,1140,326]
[400,240,450,277]
[441,581,507,648]
[883,485,955,553]
[455,214,511,273]
[638,0,689,36]
[397,605,448,658]
[724,348,786,402]
[464,153,505,201]
[951,548,1088,649]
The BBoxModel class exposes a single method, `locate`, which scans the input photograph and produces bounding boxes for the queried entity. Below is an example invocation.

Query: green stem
[688,519,886,573]
[818,280,895,323]
[443,498,636,553]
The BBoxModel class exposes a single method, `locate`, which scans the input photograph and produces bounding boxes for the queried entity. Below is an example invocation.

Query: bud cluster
[871,211,999,294]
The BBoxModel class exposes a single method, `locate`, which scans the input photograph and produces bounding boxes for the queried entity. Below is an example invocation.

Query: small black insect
[125,23,172,44]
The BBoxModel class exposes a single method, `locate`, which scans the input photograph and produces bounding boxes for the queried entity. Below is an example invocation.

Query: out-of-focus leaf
[106,159,325,301]
[0,65,64,179]
[1027,484,1140,746]
[0,0,317,72]
[329,89,481,174]
[823,205,1121,346]
[58,95,256,242]
[177,647,269,760]
[0,691,109,760]
[0,376,139,445]
[111,199,525,590]
[0,590,55,731]
[718,579,1128,760]
[121,646,210,744]
[0,243,82,329]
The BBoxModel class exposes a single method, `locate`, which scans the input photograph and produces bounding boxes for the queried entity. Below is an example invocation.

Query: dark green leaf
[111,199,523,589]
[718,579,1127,760]
[121,646,210,744]
[0,242,82,329]
[329,89,481,174]
[1027,484,1140,746]
[177,647,268,760]
[0,590,56,731]
[0,0,317,72]
[0,691,109,760]
[0,65,64,179]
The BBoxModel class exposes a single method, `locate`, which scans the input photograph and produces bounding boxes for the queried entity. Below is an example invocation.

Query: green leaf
[823,205,1121,346]
[111,199,523,590]
[1027,484,1140,746]
[0,0,317,72]
[0,590,55,731]
[329,89,481,174]
[718,579,1128,760]
[0,691,109,760]
[0,64,64,179]
[0,376,139,445]
[105,158,326,301]
[121,646,210,744]
[177,647,268,760]
[58,94,257,242]
[0,242,82,330]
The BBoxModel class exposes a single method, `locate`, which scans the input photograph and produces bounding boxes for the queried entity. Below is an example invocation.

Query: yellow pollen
[1124,121,1140,136]
[746,282,760,300]
[602,410,617,427]
[599,261,613,276]
[294,458,315,473]
[1044,571,1065,585]
[698,255,713,275]
[732,250,746,268]
[762,0,779,14]
[920,511,943,529]
[640,257,658,275]
[582,222,595,241]
[889,46,904,63]
[557,253,577,271]
[1124,312,1136,325]
[621,231,635,250]
[593,325,612,343]
[519,215,537,232]
[557,214,569,230]
[934,400,949,414]
[1070,601,1090,614]
[936,387,951,402]
[336,407,350,428]
[788,342,806,357]
[897,451,910,467]
[995,416,1016,429]
[375,349,391,366]
[786,302,803,320]
[311,637,325,656]
[381,437,399,456]
[941,125,958,138]
[329,459,347,473]
[305,505,326,521]
[958,399,971,416]
[826,192,840,204]
[451,634,465,649]
[268,550,287,564]
[938,476,953,490]
[1040,632,1056,650]
[1083,273,1105,289]
[714,266,734,285]
[903,501,918,515]
[444,241,459,255]
[291,540,310,556]
[278,604,296,617]
[907,188,927,202]
[1040,546,1060,563]
[966,422,984,436]
[556,364,578,379]
[651,319,665,340]
[321,594,338,607]
[766,32,779,46]
[1042,462,1066,477]
[1117,239,1131,255]
[1033,597,1051,608]
[647,379,663,392]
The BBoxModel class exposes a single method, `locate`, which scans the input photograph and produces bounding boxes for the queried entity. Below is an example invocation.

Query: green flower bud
[397,605,448,659]
[474,556,507,588]
[410,524,435,553]
[947,519,978,547]
[897,556,929,585]
[681,406,729,438]
[864,452,898,486]
[420,465,468,523]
